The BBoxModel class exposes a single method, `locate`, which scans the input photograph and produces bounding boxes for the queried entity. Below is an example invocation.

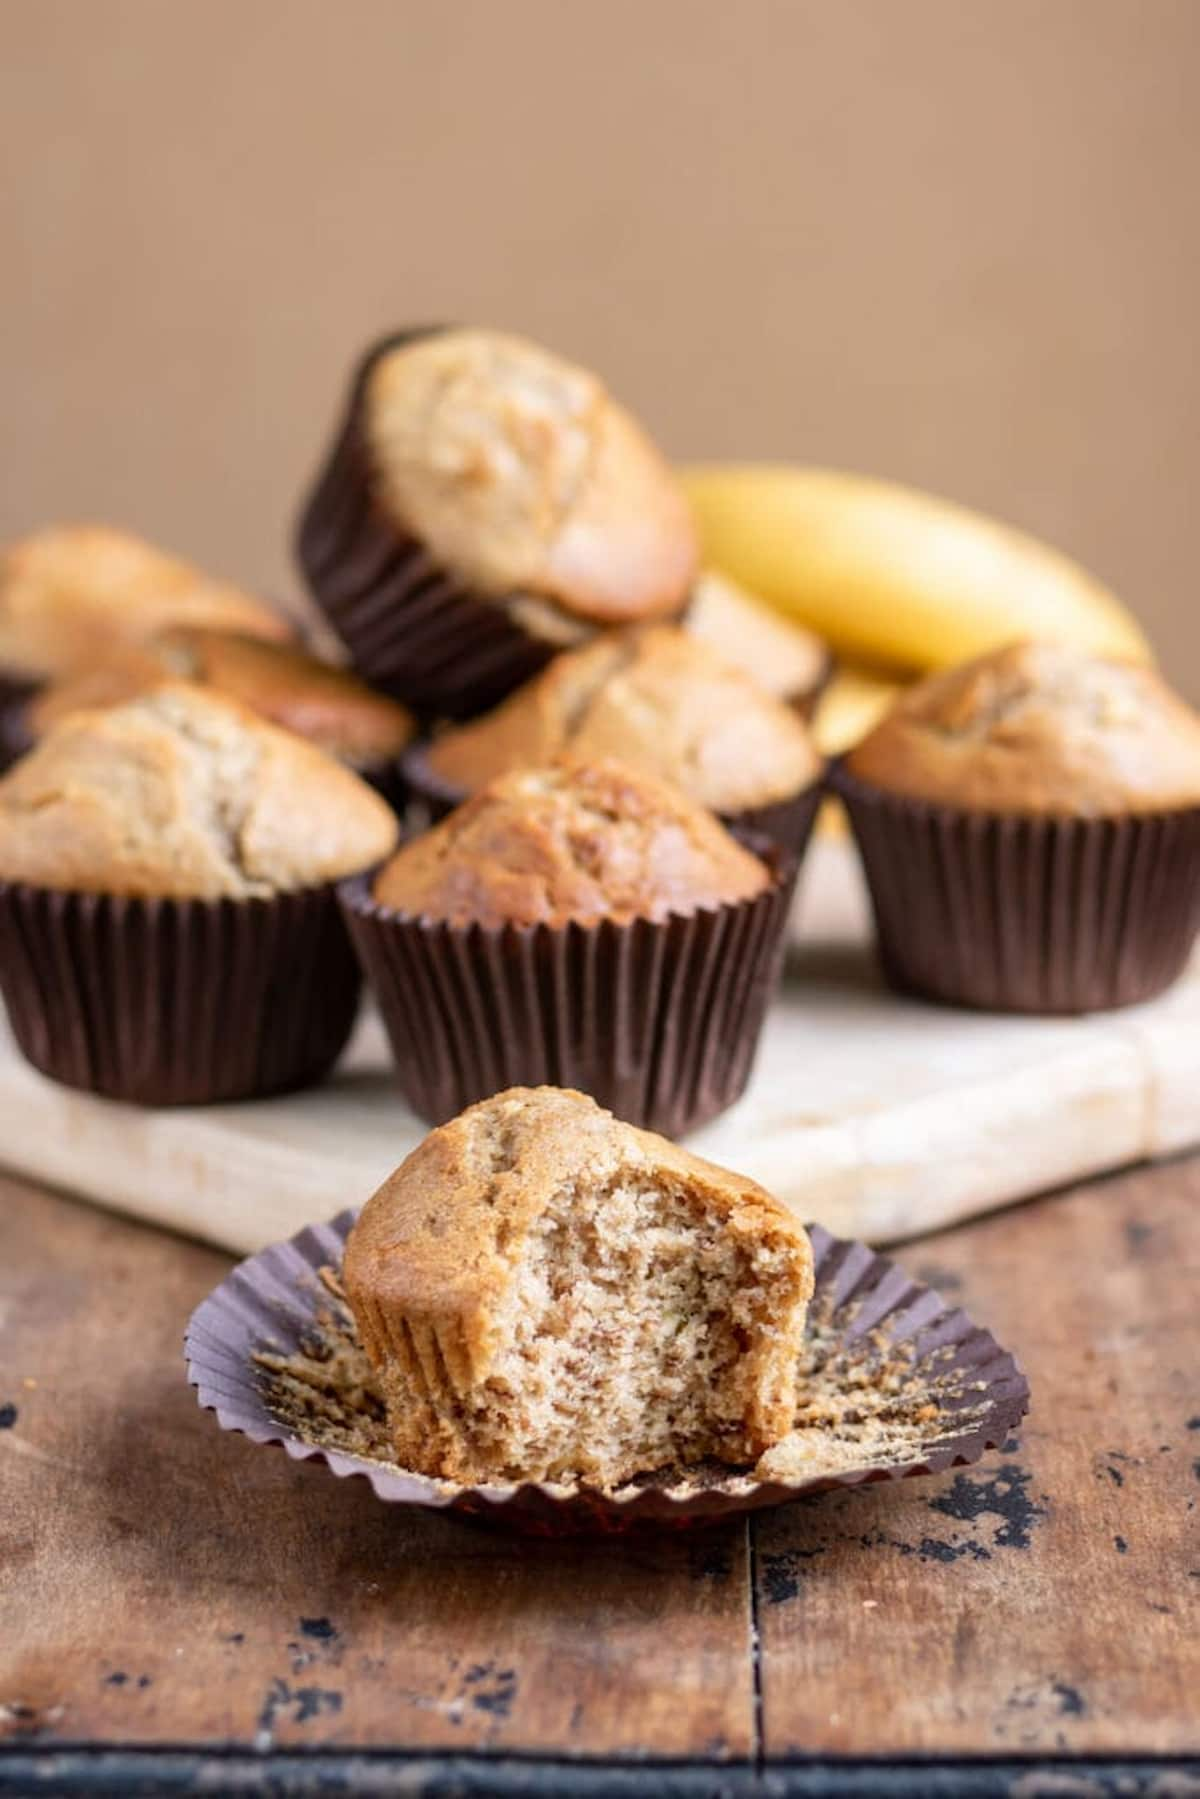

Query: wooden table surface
[1,1159,1197,1797]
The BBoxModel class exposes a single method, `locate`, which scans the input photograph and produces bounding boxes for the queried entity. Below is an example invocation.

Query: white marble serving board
[0,837,1197,1254]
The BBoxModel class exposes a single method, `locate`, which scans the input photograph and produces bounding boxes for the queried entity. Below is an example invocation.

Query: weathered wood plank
[0,1176,754,1758]
[755,1159,1200,1757]
[4,1159,1197,1762]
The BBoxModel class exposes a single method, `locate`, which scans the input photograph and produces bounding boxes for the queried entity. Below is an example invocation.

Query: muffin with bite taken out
[343,1085,815,1488]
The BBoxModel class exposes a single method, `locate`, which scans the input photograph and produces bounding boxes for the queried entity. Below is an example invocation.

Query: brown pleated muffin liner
[832,761,1200,1014]
[185,1211,1030,1535]
[401,741,825,860]
[296,327,648,722]
[0,689,34,772]
[0,881,362,1105]
[338,837,796,1136]
[0,669,39,708]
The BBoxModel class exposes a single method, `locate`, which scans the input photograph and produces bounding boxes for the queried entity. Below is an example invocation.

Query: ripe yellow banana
[680,465,1152,673]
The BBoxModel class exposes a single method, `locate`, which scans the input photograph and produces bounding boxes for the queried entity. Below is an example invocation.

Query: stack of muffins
[1,323,1198,1138]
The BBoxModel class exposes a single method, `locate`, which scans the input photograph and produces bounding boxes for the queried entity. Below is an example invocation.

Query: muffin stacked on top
[297,327,699,720]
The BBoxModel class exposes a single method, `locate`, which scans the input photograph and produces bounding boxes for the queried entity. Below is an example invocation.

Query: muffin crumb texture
[341,1087,814,1488]
[374,756,769,928]
[0,524,291,682]
[425,625,822,812]
[260,1219,981,1496]
[0,682,398,898]
[363,329,696,622]
[848,640,1200,815]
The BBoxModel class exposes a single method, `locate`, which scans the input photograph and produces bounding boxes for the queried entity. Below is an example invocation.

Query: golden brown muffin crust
[372,756,770,928]
[0,525,292,681]
[847,641,1200,816]
[424,625,822,812]
[30,629,414,768]
[0,682,399,898]
[686,571,830,703]
[363,330,697,625]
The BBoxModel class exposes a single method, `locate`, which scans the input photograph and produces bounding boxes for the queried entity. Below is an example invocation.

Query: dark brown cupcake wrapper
[401,742,825,860]
[832,761,1200,1014]
[0,670,40,710]
[185,1211,1031,1535]
[0,691,34,773]
[338,837,796,1136]
[731,781,824,861]
[297,327,688,722]
[0,881,362,1105]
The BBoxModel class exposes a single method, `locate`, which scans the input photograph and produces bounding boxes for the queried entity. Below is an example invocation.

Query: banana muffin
[0,525,291,692]
[26,629,414,806]
[297,327,697,719]
[0,682,398,1101]
[408,625,824,854]
[836,641,1200,1012]
[686,570,832,716]
[341,757,795,1134]
[342,1086,815,1488]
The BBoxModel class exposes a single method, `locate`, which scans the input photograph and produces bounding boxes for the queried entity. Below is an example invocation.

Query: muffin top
[846,641,1200,816]
[423,626,822,813]
[0,525,292,682]
[686,571,830,703]
[0,682,399,898]
[30,629,415,769]
[362,329,697,626]
[372,757,770,928]
[344,1084,812,1352]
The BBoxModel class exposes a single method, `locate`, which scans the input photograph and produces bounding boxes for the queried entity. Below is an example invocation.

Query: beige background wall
[2,0,1197,689]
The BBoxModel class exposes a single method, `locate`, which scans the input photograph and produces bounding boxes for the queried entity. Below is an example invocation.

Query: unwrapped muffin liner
[833,761,1200,1013]
[185,1212,1030,1534]
[0,881,362,1104]
[401,742,825,859]
[338,837,796,1137]
[296,328,611,722]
